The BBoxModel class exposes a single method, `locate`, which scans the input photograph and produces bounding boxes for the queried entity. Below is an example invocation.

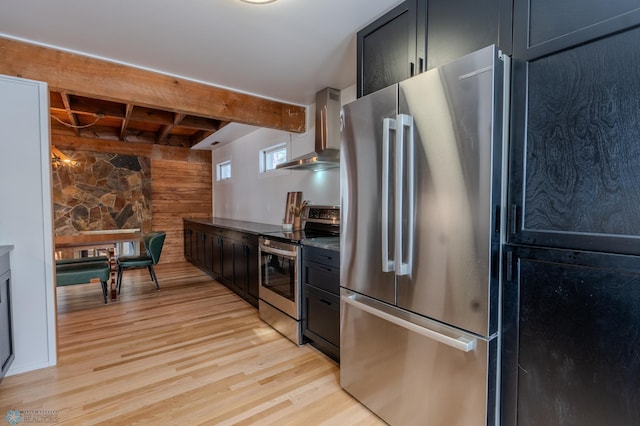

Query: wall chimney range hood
[277,87,341,171]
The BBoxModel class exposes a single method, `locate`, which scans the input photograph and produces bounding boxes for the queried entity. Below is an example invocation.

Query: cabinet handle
[321,266,333,273]
[510,204,518,235]
[418,57,424,74]
[410,61,415,77]
[320,298,332,306]
[506,250,514,282]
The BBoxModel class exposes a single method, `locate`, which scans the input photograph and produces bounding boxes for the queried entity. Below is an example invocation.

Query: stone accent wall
[52,150,151,235]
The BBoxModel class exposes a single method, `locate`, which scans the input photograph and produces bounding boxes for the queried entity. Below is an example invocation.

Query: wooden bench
[55,260,111,304]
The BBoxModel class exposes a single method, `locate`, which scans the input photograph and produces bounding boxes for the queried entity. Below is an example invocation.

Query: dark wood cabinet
[504,4,640,423]
[302,246,340,362]
[228,242,244,297]
[357,0,425,97]
[183,220,260,308]
[357,0,512,98]
[426,0,511,69]
[0,250,14,382]
[220,236,234,286]
[211,234,222,277]
[244,242,260,307]
[183,220,195,262]
[501,245,640,426]
[513,0,640,60]
[195,228,207,267]
[223,233,259,307]
[508,6,640,255]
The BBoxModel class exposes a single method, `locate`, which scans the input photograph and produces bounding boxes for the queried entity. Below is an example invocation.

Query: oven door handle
[260,246,297,259]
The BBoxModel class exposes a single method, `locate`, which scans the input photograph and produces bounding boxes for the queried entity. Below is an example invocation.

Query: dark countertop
[184,218,341,252]
[184,217,283,235]
[301,237,340,252]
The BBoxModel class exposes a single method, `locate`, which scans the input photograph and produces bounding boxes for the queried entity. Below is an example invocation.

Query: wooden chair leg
[117,266,123,295]
[101,280,108,304]
[148,265,160,290]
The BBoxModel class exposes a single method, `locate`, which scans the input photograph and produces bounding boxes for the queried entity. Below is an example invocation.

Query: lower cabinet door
[304,285,340,361]
[502,245,640,426]
[245,243,259,308]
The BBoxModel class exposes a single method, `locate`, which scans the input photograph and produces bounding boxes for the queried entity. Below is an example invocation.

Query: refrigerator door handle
[395,113,414,276]
[341,294,477,352]
[382,117,396,272]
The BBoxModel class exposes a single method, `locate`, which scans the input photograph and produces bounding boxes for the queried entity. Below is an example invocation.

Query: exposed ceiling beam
[179,116,222,131]
[60,92,81,136]
[120,104,134,141]
[0,37,306,133]
[130,107,174,126]
[189,130,215,146]
[157,113,186,143]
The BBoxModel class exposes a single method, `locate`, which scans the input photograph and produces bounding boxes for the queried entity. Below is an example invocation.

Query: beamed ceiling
[49,91,226,148]
[0,38,307,149]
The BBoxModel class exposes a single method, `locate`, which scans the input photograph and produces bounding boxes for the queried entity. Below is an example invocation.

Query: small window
[216,160,231,181]
[260,143,287,173]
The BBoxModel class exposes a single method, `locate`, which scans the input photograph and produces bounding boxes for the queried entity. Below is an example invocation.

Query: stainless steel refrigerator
[340,45,509,426]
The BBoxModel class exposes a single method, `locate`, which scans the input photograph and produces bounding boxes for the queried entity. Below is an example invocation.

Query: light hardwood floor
[0,262,384,425]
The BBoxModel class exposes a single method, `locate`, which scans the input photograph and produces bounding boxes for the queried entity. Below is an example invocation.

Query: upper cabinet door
[426,0,511,70]
[513,0,640,60]
[357,0,422,98]
[509,2,640,254]
[358,0,512,98]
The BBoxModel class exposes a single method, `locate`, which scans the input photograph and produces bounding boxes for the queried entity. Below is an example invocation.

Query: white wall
[0,75,56,375]
[212,127,340,224]
[212,85,356,225]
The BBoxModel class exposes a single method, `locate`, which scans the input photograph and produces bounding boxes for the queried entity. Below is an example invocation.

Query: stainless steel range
[258,205,339,345]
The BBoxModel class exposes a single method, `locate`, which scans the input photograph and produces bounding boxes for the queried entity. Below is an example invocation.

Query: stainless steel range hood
[277,87,341,171]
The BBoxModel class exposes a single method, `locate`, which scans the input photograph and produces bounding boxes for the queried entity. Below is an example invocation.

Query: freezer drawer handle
[381,117,396,273]
[341,295,476,352]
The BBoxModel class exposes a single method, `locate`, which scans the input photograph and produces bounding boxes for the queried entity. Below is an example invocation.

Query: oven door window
[261,251,296,302]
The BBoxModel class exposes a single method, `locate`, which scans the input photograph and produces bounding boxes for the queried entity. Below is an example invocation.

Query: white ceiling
[0,0,401,105]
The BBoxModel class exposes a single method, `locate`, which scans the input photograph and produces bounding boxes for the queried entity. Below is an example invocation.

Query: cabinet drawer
[304,246,339,268]
[305,260,339,295]
[305,285,340,349]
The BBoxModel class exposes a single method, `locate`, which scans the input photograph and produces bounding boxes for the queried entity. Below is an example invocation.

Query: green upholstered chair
[116,231,166,295]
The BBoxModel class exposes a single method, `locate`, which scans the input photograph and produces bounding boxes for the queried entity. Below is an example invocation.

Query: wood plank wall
[52,134,212,264]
